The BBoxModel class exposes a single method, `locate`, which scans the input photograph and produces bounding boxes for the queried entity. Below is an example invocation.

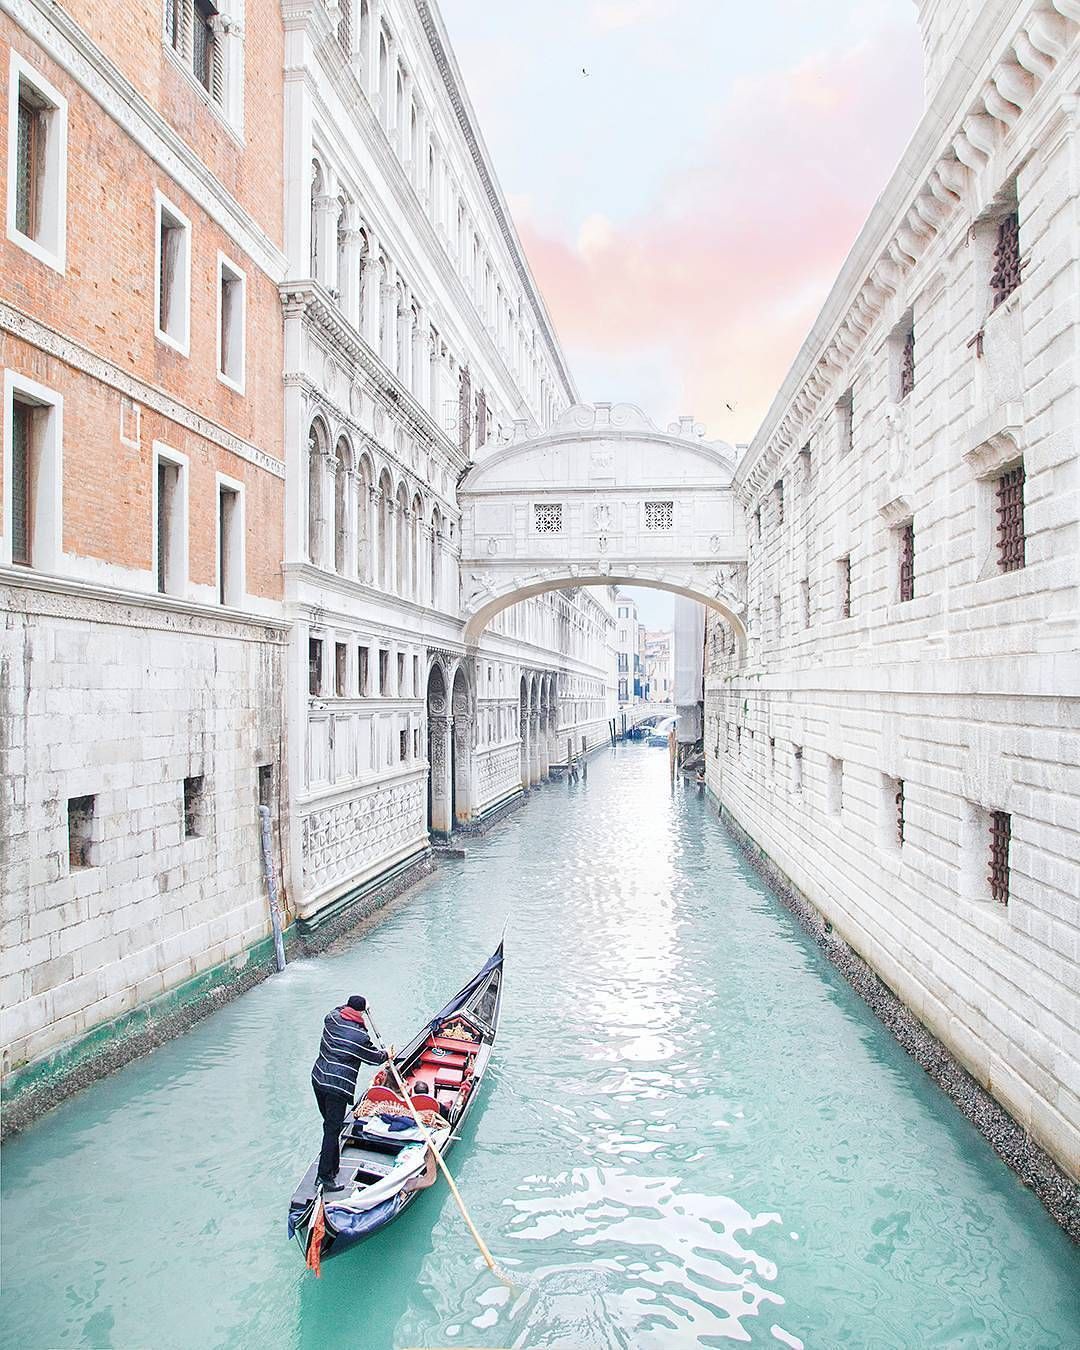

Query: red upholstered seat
[407,1092,441,1113]
[363,1085,404,1106]
[433,1035,478,1054]
[422,1050,467,1071]
[431,1067,464,1087]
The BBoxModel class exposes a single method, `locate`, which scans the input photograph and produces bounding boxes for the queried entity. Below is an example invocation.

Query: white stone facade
[705,0,1080,1180]
[280,0,617,919]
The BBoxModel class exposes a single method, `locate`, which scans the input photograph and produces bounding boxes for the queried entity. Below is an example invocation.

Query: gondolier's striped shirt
[311,1008,382,1101]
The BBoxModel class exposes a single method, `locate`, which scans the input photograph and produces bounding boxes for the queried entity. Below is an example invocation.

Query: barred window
[644,500,674,531]
[837,388,854,455]
[774,479,784,525]
[989,810,1011,905]
[996,463,1025,572]
[337,0,353,56]
[899,324,915,400]
[534,502,563,535]
[838,556,852,619]
[792,746,803,794]
[898,521,915,602]
[895,779,905,846]
[991,213,1021,309]
[9,59,66,270]
[799,443,812,486]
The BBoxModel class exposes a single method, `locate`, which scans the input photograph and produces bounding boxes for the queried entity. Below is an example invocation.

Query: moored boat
[288,941,504,1266]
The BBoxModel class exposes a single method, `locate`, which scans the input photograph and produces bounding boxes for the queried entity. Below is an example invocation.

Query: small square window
[183,775,204,838]
[645,500,674,531]
[68,794,95,870]
[534,502,563,534]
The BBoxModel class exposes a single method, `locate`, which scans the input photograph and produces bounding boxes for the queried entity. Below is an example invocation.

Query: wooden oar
[364,1015,514,1289]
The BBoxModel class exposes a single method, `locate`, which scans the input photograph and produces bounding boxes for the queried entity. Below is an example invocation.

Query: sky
[440,0,923,451]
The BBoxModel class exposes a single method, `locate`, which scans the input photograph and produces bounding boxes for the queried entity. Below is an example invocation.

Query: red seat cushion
[433,1035,478,1054]
[422,1049,467,1070]
[431,1067,464,1087]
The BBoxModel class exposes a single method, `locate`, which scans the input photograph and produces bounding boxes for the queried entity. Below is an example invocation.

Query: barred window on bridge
[645,500,674,531]
[534,503,563,534]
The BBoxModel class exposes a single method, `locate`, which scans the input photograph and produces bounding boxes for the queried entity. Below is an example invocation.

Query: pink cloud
[521,29,922,442]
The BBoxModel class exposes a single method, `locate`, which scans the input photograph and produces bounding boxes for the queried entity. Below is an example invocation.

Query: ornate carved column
[360,245,380,348]
[538,707,550,780]
[339,226,364,329]
[529,709,541,787]
[380,280,396,368]
[453,711,473,826]
[428,713,452,837]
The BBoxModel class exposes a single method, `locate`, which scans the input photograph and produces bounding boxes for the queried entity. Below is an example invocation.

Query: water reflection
[2,746,1078,1350]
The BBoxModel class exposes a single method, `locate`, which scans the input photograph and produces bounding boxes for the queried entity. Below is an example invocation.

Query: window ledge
[963,402,1023,480]
[6,226,65,275]
[155,325,190,358]
[162,44,244,148]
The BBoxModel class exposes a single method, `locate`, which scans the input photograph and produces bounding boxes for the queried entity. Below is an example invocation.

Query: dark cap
[346,995,367,1012]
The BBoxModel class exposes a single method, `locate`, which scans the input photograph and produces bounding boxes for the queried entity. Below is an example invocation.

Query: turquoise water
[1,745,1077,1349]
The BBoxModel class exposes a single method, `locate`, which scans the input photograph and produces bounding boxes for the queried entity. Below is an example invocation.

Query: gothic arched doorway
[426,661,451,838]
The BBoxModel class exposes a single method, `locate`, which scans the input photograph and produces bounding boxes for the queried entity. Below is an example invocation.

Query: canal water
[2,745,1077,1349]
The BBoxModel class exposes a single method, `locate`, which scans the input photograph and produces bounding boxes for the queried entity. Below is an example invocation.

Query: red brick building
[0,1,289,1086]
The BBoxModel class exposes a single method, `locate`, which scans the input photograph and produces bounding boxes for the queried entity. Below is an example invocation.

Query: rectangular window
[768,737,776,773]
[155,194,191,354]
[378,649,389,695]
[413,655,421,696]
[7,56,67,271]
[792,746,803,795]
[258,763,274,809]
[358,645,369,697]
[399,728,408,762]
[154,450,187,596]
[898,322,915,400]
[774,480,784,526]
[335,642,348,697]
[799,443,812,486]
[217,480,242,605]
[895,778,905,847]
[800,578,810,629]
[68,794,95,870]
[644,500,674,531]
[534,502,563,534]
[10,400,33,566]
[217,254,246,391]
[838,556,852,619]
[826,756,843,816]
[836,388,853,456]
[308,637,323,696]
[995,463,1025,572]
[183,774,204,838]
[396,651,405,695]
[989,810,1011,905]
[773,593,781,637]
[898,521,915,602]
[413,728,420,759]
[991,212,1021,309]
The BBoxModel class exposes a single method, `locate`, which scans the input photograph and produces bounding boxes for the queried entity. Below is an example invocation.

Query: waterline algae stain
[2,748,1078,1348]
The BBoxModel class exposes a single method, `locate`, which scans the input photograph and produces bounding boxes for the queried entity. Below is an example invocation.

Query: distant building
[642,629,673,703]
[613,591,640,707]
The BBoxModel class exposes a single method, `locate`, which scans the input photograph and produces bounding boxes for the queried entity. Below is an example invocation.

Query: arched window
[378,32,389,124]
[334,438,349,574]
[307,418,327,565]
[411,492,423,601]
[335,197,348,305]
[357,453,373,583]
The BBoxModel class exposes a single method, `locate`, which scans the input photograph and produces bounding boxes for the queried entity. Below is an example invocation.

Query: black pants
[313,1085,349,1182]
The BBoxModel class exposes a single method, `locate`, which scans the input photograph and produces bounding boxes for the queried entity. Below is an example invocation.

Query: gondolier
[311,995,382,1191]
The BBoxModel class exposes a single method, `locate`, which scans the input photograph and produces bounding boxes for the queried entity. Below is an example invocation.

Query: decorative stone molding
[878,493,914,527]
[737,0,1080,503]
[0,301,285,479]
[962,404,1025,480]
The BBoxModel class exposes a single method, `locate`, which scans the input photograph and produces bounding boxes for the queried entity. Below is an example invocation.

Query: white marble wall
[706,1,1080,1180]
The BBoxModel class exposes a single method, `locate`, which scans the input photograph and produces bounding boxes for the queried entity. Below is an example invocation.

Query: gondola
[288,940,504,1267]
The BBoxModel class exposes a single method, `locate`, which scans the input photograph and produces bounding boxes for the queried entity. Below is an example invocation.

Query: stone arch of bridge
[458,402,747,650]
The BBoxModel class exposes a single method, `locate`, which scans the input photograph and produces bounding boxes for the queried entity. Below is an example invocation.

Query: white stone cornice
[2,0,287,280]
[736,0,1080,494]
[0,300,285,478]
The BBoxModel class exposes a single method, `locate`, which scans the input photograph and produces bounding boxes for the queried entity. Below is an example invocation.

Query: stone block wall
[706,4,1080,1180]
[0,584,288,1079]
